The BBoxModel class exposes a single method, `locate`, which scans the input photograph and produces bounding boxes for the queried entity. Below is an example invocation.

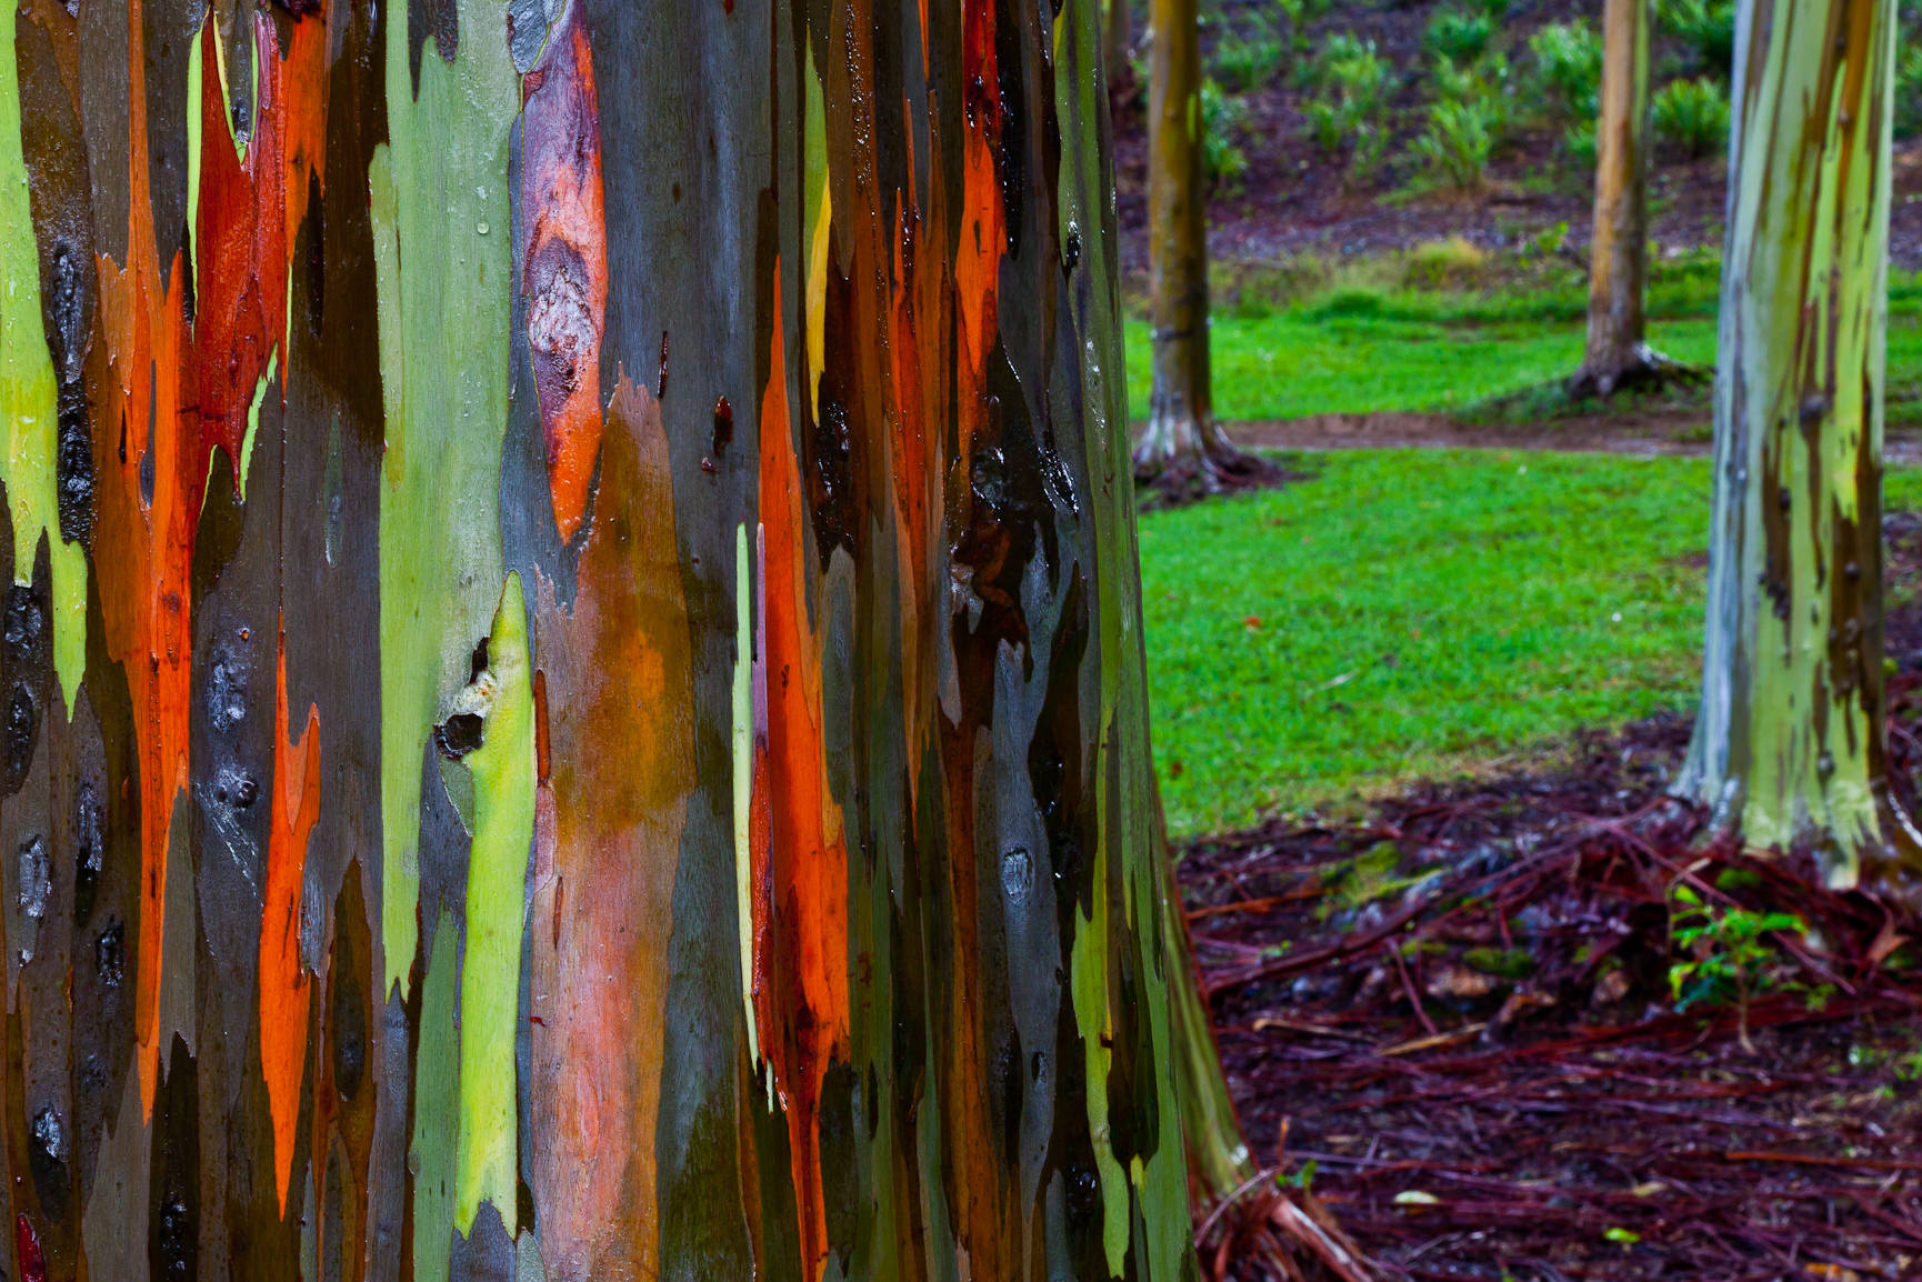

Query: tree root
[1133,440,1293,511]
[1564,344,1710,402]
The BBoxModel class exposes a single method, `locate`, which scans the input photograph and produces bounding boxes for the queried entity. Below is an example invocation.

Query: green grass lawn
[1142,450,1922,836]
[1123,275,1922,423]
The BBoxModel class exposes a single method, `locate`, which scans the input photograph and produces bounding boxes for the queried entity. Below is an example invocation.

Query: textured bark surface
[1571,0,1656,395]
[0,0,1205,1276]
[1132,0,1271,503]
[1680,0,1921,895]
[1569,0,1699,399]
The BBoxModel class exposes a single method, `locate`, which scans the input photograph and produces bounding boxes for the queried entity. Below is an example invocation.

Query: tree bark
[1105,0,1133,95]
[1134,0,1271,502]
[1679,0,1921,895]
[1569,0,1689,397]
[0,0,1207,1275]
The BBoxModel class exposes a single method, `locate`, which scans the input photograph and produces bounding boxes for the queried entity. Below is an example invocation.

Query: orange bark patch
[260,622,323,1217]
[520,5,608,544]
[92,6,313,1113]
[758,305,851,1279]
[527,376,692,1278]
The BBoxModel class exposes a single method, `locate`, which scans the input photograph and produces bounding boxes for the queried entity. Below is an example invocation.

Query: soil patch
[1177,516,1922,1279]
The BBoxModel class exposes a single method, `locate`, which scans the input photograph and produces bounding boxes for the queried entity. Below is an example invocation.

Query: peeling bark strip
[0,0,1200,1277]
[1681,0,1922,889]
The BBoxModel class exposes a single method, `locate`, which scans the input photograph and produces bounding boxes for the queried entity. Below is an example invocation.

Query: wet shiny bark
[0,0,1205,1276]
[1681,0,1922,897]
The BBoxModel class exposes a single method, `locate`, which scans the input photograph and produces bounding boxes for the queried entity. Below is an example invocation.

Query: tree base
[1132,438,1291,511]
[1565,344,1709,402]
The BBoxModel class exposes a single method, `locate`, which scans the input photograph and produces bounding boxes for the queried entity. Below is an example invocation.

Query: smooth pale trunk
[1681,0,1920,890]
[0,0,1207,1277]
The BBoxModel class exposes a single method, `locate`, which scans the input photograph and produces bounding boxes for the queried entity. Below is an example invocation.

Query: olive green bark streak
[369,0,519,997]
[1060,0,1198,1273]
[1680,0,1921,887]
[1572,0,1666,395]
[454,573,536,1235]
[1156,815,1250,1202]
[1134,0,1232,477]
[0,1,85,714]
[411,909,462,1282]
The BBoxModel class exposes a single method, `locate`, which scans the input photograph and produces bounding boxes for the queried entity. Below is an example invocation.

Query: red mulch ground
[1179,518,1922,1281]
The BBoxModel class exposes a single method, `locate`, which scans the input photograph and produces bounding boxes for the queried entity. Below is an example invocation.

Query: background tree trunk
[1571,0,1665,397]
[1678,0,1920,893]
[1105,0,1134,95]
[1133,0,1272,502]
[0,0,1205,1275]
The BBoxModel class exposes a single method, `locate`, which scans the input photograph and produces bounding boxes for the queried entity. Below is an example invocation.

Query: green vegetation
[1125,258,1922,423]
[1200,78,1250,189]
[1425,4,1495,65]
[1137,449,1922,835]
[1211,9,1286,91]
[1656,0,1735,80]
[1527,20,1602,124]
[1668,884,1805,1052]
[1301,34,1393,181]
[1898,40,1922,140]
[1652,77,1730,159]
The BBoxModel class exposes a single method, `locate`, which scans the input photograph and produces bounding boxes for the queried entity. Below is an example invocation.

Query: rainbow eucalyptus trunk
[1134,0,1269,503]
[1679,0,1921,893]
[0,0,1206,1274]
[1569,0,1686,397]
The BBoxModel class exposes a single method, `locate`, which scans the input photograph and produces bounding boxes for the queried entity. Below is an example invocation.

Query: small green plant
[1413,98,1495,192]
[1200,78,1250,190]
[1300,35,1393,182]
[1425,5,1494,67]
[1658,0,1736,80]
[1433,49,1512,136]
[1565,121,1597,171]
[1652,77,1729,159]
[1274,0,1328,48]
[1528,20,1602,124]
[1277,1158,1318,1191]
[1212,11,1286,92]
[1897,42,1922,140]
[1668,884,1803,1054]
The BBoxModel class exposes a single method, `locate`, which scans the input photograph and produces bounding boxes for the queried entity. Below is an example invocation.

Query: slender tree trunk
[1679,0,1921,893]
[1570,0,1689,397]
[1134,0,1271,502]
[1105,0,1134,94]
[0,0,1207,1275]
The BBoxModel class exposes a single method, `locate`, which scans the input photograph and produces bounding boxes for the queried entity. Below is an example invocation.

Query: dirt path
[1208,411,1922,465]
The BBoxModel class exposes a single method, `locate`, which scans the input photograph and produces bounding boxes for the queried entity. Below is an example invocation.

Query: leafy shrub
[1300,34,1393,182]
[1425,5,1493,66]
[1413,97,1495,192]
[1652,76,1729,158]
[1433,49,1512,142]
[1898,42,1922,140]
[1200,78,1250,189]
[1528,20,1602,124]
[1212,12,1285,92]
[1658,0,1735,80]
